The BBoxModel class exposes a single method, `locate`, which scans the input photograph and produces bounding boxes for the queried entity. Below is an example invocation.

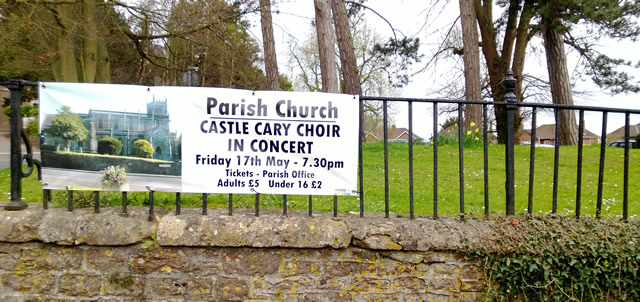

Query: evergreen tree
[44,106,89,151]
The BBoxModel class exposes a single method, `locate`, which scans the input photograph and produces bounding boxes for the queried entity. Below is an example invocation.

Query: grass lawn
[1,142,638,218]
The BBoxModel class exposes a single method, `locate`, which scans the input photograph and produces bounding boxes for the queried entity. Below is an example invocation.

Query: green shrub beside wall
[476,216,640,301]
[98,137,123,155]
[133,139,154,158]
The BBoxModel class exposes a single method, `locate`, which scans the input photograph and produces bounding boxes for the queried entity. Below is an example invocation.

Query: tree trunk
[82,0,98,83]
[314,0,339,93]
[459,0,482,129]
[475,0,533,144]
[259,0,280,90]
[56,4,79,82]
[95,35,111,83]
[543,25,578,145]
[330,0,361,95]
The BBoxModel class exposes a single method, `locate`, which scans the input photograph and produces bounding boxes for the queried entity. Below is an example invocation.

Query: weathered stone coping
[0,205,496,251]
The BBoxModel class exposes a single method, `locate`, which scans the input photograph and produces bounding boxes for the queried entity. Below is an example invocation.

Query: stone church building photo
[42,97,179,161]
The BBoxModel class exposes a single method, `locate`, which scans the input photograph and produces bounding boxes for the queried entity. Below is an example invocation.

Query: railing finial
[503,69,517,104]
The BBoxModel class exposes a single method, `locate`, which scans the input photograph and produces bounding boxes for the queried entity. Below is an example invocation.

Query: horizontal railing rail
[3,75,638,221]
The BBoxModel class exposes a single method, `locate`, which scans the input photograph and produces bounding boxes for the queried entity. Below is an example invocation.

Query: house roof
[608,122,640,139]
[517,129,531,137]
[41,113,54,129]
[366,127,423,141]
[534,124,599,140]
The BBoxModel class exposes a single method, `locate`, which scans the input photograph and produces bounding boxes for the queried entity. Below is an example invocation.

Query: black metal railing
[2,80,41,211]
[3,73,639,220]
[363,99,638,220]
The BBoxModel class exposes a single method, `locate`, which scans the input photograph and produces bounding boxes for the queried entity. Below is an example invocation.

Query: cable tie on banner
[252,91,255,96]
[41,83,46,89]
[145,186,154,192]
[147,87,151,92]
[42,183,48,187]
[250,188,259,194]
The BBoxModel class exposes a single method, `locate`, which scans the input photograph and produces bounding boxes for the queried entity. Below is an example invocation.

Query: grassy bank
[1,142,638,218]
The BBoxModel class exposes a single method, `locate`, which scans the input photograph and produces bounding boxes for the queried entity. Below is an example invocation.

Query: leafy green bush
[26,119,39,137]
[476,216,640,301]
[635,133,640,148]
[132,139,154,158]
[22,105,38,117]
[97,137,123,155]
[2,104,38,118]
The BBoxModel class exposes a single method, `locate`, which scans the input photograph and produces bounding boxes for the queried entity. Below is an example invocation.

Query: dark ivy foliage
[474,216,640,301]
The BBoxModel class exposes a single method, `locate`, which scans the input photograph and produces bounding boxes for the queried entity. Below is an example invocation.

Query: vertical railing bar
[67,187,73,212]
[5,81,38,211]
[457,103,464,218]
[383,100,390,218]
[122,192,128,215]
[202,193,207,215]
[552,109,560,213]
[175,192,181,215]
[228,194,233,216]
[148,190,154,221]
[43,189,49,210]
[576,110,585,218]
[623,113,630,221]
[283,194,287,216]
[408,101,414,219]
[527,107,537,215]
[504,70,517,216]
[7,81,26,211]
[333,195,338,217]
[308,195,312,217]
[255,193,260,217]
[596,112,608,218]
[483,104,489,217]
[433,102,439,219]
[94,191,100,214]
[358,97,364,217]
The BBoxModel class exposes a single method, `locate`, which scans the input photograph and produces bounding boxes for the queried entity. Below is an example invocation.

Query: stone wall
[0,206,495,301]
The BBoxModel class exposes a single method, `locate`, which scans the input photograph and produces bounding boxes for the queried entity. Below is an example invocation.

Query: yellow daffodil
[454,123,458,127]
[467,130,472,135]
[470,122,476,127]
[448,130,451,133]
[430,141,434,145]
[475,128,479,133]
[474,137,479,141]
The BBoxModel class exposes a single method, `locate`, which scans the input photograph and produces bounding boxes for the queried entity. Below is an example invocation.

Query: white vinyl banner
[39,83,359,196]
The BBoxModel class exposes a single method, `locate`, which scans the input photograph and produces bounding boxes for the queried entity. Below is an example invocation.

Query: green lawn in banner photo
[1,142,639,218]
